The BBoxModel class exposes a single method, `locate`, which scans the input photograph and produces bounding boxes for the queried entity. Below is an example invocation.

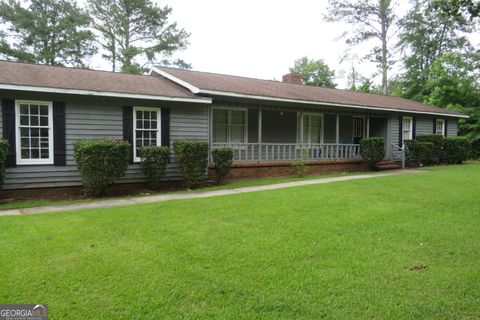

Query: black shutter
[2,99,16,167]
[398,116,403,147]
[53,101,66,166]
[412,117,416,139]
[161,108,170,148]
[433,118,437,134]
[444,119,448,137]
[122,106,134,164]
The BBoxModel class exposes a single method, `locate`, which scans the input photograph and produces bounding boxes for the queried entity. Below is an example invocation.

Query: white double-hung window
[212,108,247,143]
[435,119,445,136]
[16,100,53,165]
[402,116,413,141]
[133,107,161,162]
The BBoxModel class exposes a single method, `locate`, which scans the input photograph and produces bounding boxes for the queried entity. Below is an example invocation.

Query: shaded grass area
[0,164,479,319]
[0,171,378,210]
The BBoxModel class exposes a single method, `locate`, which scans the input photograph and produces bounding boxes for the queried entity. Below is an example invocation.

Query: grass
[0,171,379,210]
[0,164,479,319]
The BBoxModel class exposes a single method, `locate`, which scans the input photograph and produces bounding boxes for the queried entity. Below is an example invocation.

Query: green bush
[211,148,234,185]
[443,137,470,164]
[173,140,209,188]
[360,137,385,169]
[139,146,170,190]
[291,149,309,177]
[416,134,444,162]
[0,140,9,188]
[470,139,480,160]
[405,140,434,166]
[73,139,130,196]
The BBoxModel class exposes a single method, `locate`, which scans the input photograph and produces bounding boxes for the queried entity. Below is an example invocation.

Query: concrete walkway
[0,169,424,216]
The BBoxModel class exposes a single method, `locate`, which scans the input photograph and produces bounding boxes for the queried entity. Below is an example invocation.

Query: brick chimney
[282,72,302,84]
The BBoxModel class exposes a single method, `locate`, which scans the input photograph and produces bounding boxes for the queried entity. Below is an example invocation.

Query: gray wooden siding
[0,89,462,189]
[415,116,435,136]
[415,116,459,137]
[447,119,458,136]
[389,114,459,161]
[0,94,208,189]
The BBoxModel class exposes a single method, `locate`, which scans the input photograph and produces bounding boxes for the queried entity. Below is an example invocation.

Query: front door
[353,117,364,144]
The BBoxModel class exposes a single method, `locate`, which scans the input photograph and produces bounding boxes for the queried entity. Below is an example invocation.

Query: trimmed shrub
[0,140,9,188]
[139,146,170,190]
[470,139,480,160]
[443,137,470,164]
[291,149,309,177]
[211,148,234,185]
[405,140,434,166]
[416,134,444,163]
[360,137,385,169]
[173,140,209,188]
[73,139,130,196]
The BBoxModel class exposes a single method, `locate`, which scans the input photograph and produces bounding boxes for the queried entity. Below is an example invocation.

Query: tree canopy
[88,0,190,73]
[0,0,96,67]
[289,57,336,88]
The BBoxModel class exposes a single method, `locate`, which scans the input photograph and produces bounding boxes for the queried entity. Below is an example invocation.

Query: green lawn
[0,171,379,210]
[1,164,479,319]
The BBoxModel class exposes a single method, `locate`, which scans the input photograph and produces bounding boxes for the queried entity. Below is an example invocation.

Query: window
[297,113,323,144]
[133,107,161,162]
[212,108,247,143]
[435,119,445,136]
[16,100,53,165]
[402,116,413,141]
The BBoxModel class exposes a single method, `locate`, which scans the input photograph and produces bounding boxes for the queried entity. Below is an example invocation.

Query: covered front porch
[209,105,389,162]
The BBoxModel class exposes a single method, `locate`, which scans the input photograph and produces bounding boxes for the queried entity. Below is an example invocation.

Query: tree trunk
[380,0,388,95]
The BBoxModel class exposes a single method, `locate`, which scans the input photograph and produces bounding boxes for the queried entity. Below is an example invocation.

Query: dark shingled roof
[0,60,202,100]
[155,66,466,117]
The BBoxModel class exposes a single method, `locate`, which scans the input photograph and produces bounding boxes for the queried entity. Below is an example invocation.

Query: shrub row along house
[0,60,467,191]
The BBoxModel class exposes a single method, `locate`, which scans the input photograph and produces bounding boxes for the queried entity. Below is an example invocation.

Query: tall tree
[324,0,398,94]
[433,0,480,20]
[290,56,337,88]
[425,52,480,139]
[0,0,96,67]
[88,0,190,74]
[396,0,475,101]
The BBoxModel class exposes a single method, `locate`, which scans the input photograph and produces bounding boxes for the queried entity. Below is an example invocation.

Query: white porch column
[366,117,370,138]
[258,106,262,162]
[300,109,304,159]
[208,105,213,164]
[336,114,340,159]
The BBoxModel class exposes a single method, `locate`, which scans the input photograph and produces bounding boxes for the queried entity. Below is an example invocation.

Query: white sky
[85,0,479,89]
[88,0,382,88]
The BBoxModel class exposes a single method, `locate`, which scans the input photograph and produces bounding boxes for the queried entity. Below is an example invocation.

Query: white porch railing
[391,143,405,168]
[211,143,361,162]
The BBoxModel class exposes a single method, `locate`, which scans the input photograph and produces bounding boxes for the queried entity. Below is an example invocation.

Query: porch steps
[375,160,402,171]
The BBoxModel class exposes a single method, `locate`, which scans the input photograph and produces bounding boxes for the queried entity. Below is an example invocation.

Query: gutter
[199,89,469,119]
[0,83,212,104]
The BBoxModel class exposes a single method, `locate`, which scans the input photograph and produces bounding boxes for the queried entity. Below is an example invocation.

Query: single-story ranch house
[0,60,467,190]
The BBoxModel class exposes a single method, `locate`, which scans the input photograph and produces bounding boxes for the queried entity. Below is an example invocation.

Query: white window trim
[212,107,248,144]
[15,100,54,165]
[133,106,162,163]
[402,116,413,140]
[436,119,445,136]
[297,112,324,144]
